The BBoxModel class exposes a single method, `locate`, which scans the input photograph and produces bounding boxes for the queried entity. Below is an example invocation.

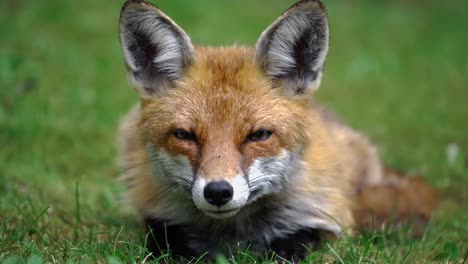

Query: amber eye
[247,129,273,142]
[173,129,197,141]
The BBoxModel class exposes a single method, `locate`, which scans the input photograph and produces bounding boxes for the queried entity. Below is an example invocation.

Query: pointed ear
[255,0,329,95]
[119,0,194,96]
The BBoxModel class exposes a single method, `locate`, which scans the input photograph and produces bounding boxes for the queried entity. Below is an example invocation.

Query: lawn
[0,0,467,263]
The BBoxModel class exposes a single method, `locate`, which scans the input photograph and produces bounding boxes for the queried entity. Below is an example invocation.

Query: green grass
[1,0,467,263]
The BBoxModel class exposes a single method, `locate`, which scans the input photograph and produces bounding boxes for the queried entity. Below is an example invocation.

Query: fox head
[119,0,329,219]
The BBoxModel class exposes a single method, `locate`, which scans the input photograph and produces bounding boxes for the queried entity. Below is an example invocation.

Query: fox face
[119,0,329,220]
[138,54,312,219]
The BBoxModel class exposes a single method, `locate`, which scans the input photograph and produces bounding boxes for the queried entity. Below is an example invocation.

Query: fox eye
[173,129,197,141]
[247,129,273,142]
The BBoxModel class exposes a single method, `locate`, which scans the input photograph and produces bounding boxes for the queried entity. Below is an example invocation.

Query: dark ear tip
[290,0,327,13]
[120,0,163,27]
[121,0,144,10]
[120,0,141,17]
[121,0,160,14]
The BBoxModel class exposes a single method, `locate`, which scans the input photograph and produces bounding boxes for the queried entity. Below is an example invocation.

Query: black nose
[203,181,234,207]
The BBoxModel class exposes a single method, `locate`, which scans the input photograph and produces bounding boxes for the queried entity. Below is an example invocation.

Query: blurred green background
[1,0,467,263]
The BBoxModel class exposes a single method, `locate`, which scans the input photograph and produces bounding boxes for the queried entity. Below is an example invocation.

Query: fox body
[118,0,438,260]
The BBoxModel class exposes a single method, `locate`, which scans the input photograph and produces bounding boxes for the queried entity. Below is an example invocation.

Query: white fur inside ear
[122,11,183,76]
[266,12,327,74]
[256,1,329,94]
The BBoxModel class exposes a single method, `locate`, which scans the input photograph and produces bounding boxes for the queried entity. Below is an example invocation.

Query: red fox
[118,0,438,261]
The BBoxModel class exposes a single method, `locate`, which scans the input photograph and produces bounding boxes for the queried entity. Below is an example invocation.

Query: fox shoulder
[317,105,439,235]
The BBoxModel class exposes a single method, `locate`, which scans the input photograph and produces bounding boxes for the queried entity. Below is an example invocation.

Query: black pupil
[174,129,196,141]
[249,129,272,141]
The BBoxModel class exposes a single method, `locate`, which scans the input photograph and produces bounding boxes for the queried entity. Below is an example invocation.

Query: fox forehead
[139,46,310,146]
[173,47,274,127]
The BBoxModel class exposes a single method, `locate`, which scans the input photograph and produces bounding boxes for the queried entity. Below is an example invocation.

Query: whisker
[173,177,194,187]
[113,156,168,177]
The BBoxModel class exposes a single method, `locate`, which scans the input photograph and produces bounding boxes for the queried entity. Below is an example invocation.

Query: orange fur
[118,1,438,258]
[138,48,311,179]
[120,46,438,234]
